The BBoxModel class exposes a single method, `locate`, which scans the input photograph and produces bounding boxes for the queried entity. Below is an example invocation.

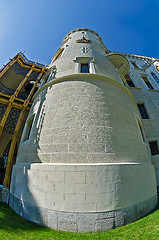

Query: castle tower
[9,29,157,232]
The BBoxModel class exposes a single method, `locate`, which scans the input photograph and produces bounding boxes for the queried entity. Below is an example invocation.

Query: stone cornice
[32,73,137,106]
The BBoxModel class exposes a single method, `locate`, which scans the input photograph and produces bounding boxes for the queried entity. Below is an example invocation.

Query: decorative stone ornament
[81,47,89,53]
[76,35,92,43]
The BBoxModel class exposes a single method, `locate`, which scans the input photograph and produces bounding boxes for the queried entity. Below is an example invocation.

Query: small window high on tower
[81,64,89,73]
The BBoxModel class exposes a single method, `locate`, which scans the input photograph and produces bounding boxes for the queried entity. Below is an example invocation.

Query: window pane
[145,81,153,89]
[137,104,149,119]
[142,76,153,89]
[131,62,139,69]
[125,74,135,87]
[81,64,89,73]
[151,72,159,84]
[149,141,159,155]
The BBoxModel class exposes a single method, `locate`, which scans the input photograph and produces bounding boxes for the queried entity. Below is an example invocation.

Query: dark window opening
[149,141,159,155]
[131,62,139,69]
[124,74,135,87]
[141,76,153,89]
[151,72,159,84]
[81,64,89,73]
[137,104,149,119]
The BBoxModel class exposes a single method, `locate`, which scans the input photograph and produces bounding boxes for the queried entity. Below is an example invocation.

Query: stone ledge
[9,194,157,233]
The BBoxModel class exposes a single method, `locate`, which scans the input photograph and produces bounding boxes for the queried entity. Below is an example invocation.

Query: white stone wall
[10,163,156,213]
[49,29,123,84]
[17,76,151,165]
[10,28,158,232]
[123,53,159,189]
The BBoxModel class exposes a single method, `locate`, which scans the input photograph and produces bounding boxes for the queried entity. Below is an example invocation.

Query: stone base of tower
[9,163,157,232]
[9,194,157,232]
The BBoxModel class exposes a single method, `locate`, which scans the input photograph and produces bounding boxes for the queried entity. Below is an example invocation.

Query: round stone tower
[9,28,157,232]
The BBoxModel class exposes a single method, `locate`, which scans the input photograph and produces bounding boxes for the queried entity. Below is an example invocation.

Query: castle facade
[1,28,159,232]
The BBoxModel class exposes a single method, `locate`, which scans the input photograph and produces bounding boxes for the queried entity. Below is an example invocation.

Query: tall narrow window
[124,74,135,87]
[81,63,89,73]
[131,62,139,69]
[23,115,34,142]
[151,72,159,84]
[137,104,149,119]
[141,76,153,89]
[149,141,159,155]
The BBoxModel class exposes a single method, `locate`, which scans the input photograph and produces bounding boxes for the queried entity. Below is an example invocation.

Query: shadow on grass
[0,203,46,231]
[0,195,159,240]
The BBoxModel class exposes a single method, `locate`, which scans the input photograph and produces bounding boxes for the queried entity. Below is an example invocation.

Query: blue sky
[0,0,159,68]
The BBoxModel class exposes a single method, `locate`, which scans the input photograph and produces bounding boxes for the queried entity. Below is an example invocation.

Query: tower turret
[9,28,157,232]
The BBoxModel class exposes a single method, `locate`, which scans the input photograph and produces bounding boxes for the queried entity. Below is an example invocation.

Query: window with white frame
[81,63,89,73]
[73,57,95,74]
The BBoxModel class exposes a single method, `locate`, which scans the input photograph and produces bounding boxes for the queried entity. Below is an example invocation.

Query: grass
[0,201,159,240]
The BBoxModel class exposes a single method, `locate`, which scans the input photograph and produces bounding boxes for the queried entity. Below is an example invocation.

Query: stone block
[64,171,86,184]
[58,212,77,232]
[95,218,114,231]
[54,201,75,212]
[114,211,125,228]
[46,171,65,183]
[47,210,58,229]
[86,193,108,204]
[74,203,97,212]
[85,170,105,183]
[77,214,96,233]
[74,183,96,194]
[96,211,115,219]
[65,193,85,204]
[55,182,75,194]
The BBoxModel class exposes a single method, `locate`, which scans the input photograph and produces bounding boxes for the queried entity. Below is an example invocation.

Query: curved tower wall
[10,29,157,232]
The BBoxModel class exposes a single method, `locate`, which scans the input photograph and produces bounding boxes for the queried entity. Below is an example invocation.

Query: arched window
[151,72,159,84]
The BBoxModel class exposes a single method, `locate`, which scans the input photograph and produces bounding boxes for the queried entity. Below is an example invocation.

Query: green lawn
[0,201,159,240]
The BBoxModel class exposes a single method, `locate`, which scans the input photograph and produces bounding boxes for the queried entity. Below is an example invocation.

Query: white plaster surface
[10,162,156,213]
[10,28,158,232]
